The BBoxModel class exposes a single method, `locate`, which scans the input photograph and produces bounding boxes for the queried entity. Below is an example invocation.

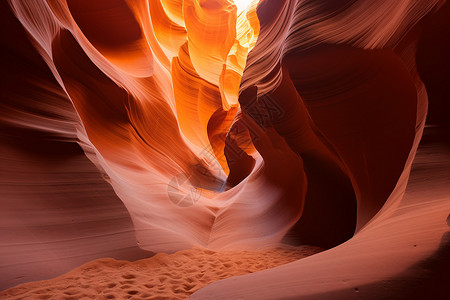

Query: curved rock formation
[1,0,449,297]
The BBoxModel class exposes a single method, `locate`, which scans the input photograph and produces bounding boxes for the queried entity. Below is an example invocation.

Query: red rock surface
[1,0,449,298]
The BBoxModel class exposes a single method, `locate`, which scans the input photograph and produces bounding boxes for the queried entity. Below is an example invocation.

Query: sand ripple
[0,245,323,299]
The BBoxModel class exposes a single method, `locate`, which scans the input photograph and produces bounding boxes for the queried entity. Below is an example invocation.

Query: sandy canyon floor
[0,245,323,299]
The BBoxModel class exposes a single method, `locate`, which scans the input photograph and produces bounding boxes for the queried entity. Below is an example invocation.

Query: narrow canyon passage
[1,0,449,298]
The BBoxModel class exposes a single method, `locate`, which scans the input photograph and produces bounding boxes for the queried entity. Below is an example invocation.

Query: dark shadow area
[417,1,450,146]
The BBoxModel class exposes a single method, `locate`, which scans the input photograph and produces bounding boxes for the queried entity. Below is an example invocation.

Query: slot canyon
[1,0,449,299]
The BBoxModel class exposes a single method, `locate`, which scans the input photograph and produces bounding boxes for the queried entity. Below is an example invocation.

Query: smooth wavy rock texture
[1,0,449,298]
